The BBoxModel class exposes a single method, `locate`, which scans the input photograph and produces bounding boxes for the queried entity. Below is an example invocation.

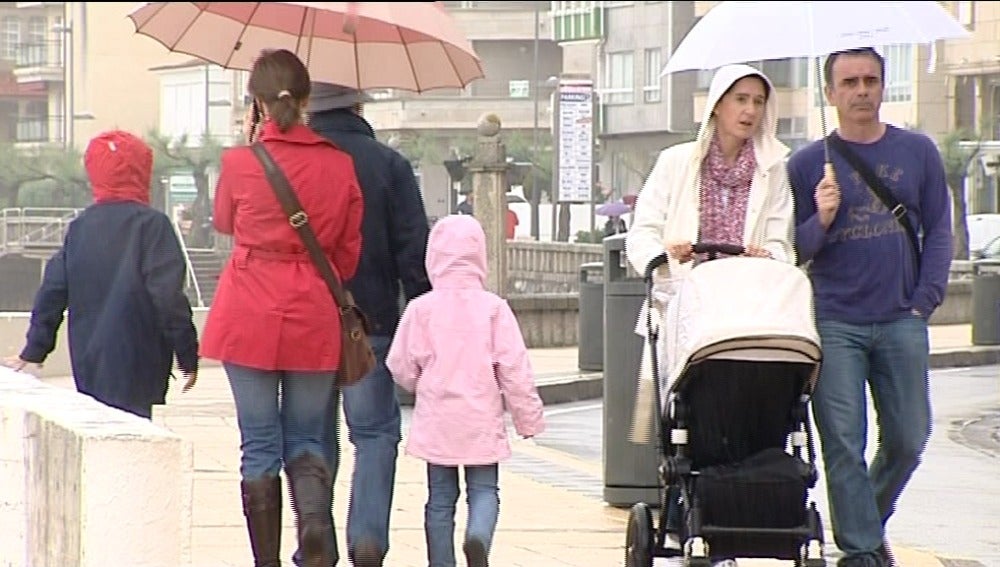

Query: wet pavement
[500,366,1000,566]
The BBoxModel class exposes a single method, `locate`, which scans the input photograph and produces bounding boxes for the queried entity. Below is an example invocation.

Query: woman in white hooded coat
[624,64,795,567]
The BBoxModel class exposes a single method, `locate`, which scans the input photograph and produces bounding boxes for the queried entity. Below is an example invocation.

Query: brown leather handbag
[251,142,375,387]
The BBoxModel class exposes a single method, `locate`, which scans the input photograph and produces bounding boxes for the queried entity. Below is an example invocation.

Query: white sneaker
[662,558,684,567]
[712,560,738,567]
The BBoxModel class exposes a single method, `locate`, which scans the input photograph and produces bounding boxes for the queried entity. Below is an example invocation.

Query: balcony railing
[16,115,63,144]
[15,40,64,69]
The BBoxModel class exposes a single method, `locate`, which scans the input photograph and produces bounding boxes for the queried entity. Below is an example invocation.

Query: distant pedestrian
[456,192,474,215]
[3,130,199,419]
[386,214,545,567]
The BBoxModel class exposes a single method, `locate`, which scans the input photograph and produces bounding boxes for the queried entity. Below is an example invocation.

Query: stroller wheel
[625,502,654,567]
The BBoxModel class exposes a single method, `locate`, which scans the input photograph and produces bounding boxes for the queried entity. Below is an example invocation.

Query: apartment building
[7,2,194,152]
[691,1,950,144]
[0,2,65,148]
[942,0,1000,213]
[549,1,955,199]
[364,1,562,218]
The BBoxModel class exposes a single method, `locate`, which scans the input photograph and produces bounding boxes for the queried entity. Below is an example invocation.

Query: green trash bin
[578,262,604,371]
[972,266,1000,345]
[601,234,659,508]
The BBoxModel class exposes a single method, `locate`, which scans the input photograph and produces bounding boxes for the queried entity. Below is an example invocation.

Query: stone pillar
[468,113,509,297]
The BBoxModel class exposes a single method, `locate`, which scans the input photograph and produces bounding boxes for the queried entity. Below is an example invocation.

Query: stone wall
[0,369,193,567]
[507,241,603,293]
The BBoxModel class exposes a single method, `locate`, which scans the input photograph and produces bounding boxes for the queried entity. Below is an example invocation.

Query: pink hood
[426,214,487,289]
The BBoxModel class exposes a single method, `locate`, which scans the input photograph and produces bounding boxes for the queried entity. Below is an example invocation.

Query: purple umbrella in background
[596,201,631,217]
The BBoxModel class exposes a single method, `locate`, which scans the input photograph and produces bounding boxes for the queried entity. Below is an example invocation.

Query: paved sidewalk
[136,370,946,567]
[38,325,986,566]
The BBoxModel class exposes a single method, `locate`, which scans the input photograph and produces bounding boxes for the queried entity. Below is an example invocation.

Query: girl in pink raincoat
[387,214,545,567]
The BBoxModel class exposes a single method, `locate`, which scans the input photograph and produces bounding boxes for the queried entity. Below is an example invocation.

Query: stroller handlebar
[643,243,746,282]
[644,253,670,282]
[692,242,746,257]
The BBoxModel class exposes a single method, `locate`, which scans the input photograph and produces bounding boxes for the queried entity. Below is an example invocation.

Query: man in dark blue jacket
[303,82,431,567]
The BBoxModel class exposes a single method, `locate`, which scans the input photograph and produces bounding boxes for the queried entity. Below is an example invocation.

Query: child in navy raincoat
[4,130,199,418]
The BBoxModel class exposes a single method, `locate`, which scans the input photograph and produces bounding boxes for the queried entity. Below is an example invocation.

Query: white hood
[693,64,788,171]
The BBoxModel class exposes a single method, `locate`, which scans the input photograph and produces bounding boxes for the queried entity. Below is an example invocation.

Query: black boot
[463,538,489,567]
[351,540,383,567]
[241,476,282,567]
[286,453,335,567]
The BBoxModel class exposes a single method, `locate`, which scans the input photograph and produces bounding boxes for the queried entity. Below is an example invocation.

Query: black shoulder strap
[250,142,350,309]
[827,133,921,269]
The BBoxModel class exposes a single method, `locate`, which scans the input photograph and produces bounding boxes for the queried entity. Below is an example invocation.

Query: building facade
[550,1,959,202]
[2,2,65,149]
[941,0,1000,214]
[364,1,563,220]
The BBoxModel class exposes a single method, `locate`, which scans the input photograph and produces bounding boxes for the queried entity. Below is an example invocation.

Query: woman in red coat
[199,49,363,567]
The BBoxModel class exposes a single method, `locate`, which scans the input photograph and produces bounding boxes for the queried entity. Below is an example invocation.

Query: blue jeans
[295,335,399,565]
[812,316,931,558]
[425,463,500,567]
[224,362,338,480]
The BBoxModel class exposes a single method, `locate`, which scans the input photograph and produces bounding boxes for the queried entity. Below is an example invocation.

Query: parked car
[967,214,1000,259]
[973,234,1000,264]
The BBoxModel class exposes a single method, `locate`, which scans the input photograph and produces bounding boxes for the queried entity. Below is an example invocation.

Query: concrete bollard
[0,368,193,567]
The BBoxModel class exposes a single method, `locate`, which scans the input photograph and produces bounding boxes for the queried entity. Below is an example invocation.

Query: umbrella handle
[824,162,837,186]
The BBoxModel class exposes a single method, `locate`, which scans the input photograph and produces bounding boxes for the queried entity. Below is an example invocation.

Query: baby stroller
[624,243,826,567]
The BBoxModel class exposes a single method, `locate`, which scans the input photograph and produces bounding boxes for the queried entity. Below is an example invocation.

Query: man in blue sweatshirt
[788,48,952,567]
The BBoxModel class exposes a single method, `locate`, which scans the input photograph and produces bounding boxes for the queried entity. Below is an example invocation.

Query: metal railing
[16,115,64,144]
[15,40,65,69]
[1,207,81,255]
[170,217,205,308]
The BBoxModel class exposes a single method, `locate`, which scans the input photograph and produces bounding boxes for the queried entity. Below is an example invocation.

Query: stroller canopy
[662,257,821,392]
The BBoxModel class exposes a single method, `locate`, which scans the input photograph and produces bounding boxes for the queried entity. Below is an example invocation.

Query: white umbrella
[660,1,970,165]
[661,1,970,75]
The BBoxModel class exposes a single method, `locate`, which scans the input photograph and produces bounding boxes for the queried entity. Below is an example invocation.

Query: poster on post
[556,80,594,204]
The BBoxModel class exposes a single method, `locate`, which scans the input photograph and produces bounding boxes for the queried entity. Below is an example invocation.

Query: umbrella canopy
[128,2,485,92]
[596,201,631,217]
[661,1,970,75]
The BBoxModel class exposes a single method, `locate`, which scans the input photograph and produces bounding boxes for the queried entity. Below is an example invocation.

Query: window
[508,80,530,98]
[957,1,975,28]
[643,48,661,103]
[552,1,605,42]
[22,17,48,67]
[695,58,806,92]
[27,17,45,43]
[1,17,20,61]
[882,44,913,103]
[161,81,205,142]
[603,51,634,105]
[759,58,808,89]
[777,116,807,137]
[696,69,713,90]
[814,45,914,105]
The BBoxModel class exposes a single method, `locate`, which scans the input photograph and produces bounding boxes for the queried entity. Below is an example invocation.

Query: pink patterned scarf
[697,135,756,254]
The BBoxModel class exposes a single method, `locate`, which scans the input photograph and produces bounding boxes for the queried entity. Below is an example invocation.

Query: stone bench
[0,368,193,567]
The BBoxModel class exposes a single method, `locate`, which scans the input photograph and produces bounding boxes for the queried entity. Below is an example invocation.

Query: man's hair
[823,47,885,87]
